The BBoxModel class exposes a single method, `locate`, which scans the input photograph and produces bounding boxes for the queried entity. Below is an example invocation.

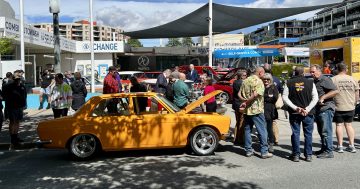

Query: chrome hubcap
[193,129,216,154]
[72,134,96,158]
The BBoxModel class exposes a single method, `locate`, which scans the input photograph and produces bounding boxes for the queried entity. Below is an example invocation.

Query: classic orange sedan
[37,90,231,159]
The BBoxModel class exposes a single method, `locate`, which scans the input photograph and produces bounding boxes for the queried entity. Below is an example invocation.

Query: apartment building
[248,20,308,45]
[301,0,360,45]
[33,20,125,41]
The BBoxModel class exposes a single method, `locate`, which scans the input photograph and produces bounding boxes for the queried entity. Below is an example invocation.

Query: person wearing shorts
[332,63,359,153]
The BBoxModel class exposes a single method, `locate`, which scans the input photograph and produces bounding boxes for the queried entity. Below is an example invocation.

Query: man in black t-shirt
[38,70,54,110]
[310,64,338,159]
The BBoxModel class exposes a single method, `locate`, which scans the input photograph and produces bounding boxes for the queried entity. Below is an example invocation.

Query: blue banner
[214,48,280,58]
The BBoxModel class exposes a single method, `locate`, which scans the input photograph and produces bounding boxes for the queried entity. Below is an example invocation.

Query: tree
[127,38,143,47]
[244,34,253,46]
[0,37,14,64]
[166,38,181,47]
[181,37,193,47]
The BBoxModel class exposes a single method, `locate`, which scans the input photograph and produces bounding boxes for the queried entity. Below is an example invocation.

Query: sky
[5,0,342,47]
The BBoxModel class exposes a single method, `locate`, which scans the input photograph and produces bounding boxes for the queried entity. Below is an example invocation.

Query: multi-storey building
[301,0,360,45]
[32,20,125,41]
[248,20,308,45]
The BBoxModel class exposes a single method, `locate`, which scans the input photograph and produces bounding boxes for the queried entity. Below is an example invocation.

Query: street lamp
[49,0,61,73]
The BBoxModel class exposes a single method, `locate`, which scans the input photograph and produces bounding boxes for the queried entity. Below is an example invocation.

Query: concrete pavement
[1,105,359,151]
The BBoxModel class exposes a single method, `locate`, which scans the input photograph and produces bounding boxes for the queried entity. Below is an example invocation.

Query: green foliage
[181,37,193,47]
[244,35,252,45]
[0,37,14,55]
[271,63,304,81]
[127,38,143,47]
[166,38,182,47]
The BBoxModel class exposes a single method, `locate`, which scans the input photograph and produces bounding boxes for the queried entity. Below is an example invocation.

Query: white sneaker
[346,146,357,153]
[336,146,344,153]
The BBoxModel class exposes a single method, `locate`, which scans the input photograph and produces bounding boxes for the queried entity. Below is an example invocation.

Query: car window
[120,74,130,80]
[157,94,180,112]
[134,73,145,78]
[133,96,171,115]
[92,97,130,116]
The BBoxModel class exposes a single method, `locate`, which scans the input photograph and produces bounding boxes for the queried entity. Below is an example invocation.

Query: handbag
[275,95,284,109]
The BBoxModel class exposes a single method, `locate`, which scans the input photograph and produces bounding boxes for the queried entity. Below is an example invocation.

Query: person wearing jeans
[289,114,314,159]
[239,67,272,159]
[310,64,338,158]
[243,114,269,156]
[283,66,318,162]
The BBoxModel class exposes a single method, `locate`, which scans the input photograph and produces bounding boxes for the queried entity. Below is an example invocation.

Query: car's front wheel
[190,127,219,156]
[69,134,99,159]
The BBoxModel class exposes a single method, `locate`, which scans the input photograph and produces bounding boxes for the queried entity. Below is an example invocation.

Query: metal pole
[53,13,61,73]
[19,0,25,79]
[208,0,213,67]
[90,0,95,93]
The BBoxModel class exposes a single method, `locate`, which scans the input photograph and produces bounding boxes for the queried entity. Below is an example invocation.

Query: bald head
[255,67,265,78]
[179,73,186,81]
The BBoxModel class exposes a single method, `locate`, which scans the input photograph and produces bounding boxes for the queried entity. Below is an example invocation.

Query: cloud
[96,6,187,31]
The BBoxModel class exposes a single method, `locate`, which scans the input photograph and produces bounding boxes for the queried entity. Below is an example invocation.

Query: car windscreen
[157,94,180,112]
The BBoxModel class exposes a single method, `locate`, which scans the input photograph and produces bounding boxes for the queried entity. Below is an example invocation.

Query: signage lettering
[93,43,118,51]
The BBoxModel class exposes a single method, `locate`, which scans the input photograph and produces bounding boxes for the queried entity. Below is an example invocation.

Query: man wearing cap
[2,72,27,145]
[103,66,119,94]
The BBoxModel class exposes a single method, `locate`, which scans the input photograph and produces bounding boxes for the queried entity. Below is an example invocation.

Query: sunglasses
[263,79,270,81]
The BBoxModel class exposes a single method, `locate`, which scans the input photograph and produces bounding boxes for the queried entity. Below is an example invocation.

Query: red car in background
[213,68,245,104]
[179,65,219,80]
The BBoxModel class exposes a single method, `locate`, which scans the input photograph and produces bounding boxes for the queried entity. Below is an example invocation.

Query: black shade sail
[124,2,339,39]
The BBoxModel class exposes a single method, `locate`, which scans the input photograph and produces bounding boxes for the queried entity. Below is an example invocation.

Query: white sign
[1,17,76,52]
[213,46,257,51]
[76,41,124,53]
[282,47,309,57]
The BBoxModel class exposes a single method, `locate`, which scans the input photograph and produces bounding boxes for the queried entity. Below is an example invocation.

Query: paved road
[1,107,360,189]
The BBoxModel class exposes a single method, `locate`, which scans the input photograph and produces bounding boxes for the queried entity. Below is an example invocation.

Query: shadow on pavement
[0,148,262,189]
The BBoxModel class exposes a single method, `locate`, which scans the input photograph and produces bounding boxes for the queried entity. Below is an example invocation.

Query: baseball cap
[108,66,117,71]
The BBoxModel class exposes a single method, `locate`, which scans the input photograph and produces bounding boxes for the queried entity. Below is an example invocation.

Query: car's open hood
[184,90,222,113]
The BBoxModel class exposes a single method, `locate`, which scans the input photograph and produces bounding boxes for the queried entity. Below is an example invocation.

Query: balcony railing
[301,23,360,41]
[347,1,360,10]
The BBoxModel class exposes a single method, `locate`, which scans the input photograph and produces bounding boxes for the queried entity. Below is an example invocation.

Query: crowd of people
[232,63,359,162]
[2,61,359,159]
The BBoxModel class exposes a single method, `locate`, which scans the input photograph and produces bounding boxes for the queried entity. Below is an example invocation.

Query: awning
[214,48,280,58]
[124,2,340,39]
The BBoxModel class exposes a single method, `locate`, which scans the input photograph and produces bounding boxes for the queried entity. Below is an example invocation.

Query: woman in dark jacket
[70,72,87,111]
[262,73,279,153]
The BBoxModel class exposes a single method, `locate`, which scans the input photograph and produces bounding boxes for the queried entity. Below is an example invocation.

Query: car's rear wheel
[217,91,230,104]
[69,134,98,159]
[190,127,219,156]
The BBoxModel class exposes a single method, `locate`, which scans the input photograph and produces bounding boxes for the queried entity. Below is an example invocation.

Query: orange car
[37,90,231,159]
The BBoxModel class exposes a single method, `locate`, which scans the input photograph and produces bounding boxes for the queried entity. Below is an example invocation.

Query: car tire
[69,134,99,159]
[217,91,230,104]
[189,126,219,156]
